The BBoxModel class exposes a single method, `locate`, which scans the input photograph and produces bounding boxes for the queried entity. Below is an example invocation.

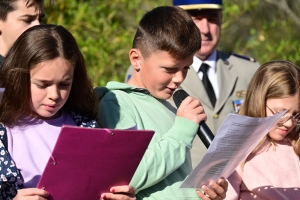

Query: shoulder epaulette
[231,52,256,62]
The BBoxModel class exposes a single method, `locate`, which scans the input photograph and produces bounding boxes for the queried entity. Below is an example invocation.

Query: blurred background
[44,0,300,86]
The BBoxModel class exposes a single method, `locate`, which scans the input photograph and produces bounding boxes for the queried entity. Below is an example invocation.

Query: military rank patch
[233,90,247,113]
[232,99,244,113]
[235,90,246,99]
[231,52,256,62]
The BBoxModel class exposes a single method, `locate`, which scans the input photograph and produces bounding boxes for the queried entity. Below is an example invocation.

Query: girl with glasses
[225,60,300,200]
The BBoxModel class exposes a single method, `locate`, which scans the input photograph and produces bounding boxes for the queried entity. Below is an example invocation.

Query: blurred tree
[220,0,300,65]
[44,0,300,85]
[45,0,171,86]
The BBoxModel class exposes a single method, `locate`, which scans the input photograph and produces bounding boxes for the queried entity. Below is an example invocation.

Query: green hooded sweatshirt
[95,81,201,200]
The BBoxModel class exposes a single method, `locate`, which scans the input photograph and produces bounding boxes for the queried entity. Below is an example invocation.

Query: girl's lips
[277,128,288,135]
[44,104,57,111]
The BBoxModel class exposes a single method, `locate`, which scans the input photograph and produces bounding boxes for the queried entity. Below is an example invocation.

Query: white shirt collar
[192,50,217,72]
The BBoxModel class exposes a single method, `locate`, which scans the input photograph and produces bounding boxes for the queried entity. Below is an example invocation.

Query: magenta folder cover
[37,125,154,200]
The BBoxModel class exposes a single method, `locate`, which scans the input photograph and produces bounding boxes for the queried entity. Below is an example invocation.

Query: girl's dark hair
[0,24,97,126]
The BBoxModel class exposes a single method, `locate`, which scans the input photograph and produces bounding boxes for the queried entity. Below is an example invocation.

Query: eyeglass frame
[266,105,300,125]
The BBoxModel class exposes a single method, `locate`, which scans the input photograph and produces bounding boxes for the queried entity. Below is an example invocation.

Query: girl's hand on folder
[196,177,228,200]
[13,188,49,200]
[100,185,136,200]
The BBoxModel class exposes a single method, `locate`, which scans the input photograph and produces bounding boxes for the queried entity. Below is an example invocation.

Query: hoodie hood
[94,81,150,101]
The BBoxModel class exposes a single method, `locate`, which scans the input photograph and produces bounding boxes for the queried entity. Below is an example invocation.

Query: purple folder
[37,125,154,200]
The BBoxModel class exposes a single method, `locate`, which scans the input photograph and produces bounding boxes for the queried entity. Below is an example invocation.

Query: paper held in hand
[180,111,286,188]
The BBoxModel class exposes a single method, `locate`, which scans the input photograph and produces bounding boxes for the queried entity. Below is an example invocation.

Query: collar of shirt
[191,50,219,99]
[192,49,217,73]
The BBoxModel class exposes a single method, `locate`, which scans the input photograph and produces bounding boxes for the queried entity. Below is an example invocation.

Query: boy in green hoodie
[95,6,227,200]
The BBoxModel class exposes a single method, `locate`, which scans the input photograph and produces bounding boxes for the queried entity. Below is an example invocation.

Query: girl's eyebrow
[32,77,73,82]
[31,79,50,83]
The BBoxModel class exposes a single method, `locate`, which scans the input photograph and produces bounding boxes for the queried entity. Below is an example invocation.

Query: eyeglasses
[266,105,300,125]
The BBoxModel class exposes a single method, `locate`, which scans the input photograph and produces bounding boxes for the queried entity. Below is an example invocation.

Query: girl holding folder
[0,24,135,200]
[225,60,300,200]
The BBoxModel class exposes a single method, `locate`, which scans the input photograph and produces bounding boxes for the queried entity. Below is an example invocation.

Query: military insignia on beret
[231,52,256,62]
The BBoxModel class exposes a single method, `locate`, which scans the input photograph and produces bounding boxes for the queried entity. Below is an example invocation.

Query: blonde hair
[239,60,300,168]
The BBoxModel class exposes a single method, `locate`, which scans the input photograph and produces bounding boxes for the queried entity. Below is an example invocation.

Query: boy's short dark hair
[0,0,48,20]
[132,6,201,60]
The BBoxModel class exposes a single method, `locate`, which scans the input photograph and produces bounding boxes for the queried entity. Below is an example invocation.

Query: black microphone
[173,89,214,148]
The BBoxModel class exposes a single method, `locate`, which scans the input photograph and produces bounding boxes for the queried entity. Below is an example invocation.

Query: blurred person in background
[0,0,47,64]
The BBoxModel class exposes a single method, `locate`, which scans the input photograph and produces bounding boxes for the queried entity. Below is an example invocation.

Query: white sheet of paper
[180,111,286,188]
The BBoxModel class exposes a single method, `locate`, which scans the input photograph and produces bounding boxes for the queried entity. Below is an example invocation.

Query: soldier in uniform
[125,0,260,168]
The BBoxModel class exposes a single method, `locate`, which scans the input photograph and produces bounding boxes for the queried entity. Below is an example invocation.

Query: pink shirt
[6,111,76,188]
[226,139,300,200]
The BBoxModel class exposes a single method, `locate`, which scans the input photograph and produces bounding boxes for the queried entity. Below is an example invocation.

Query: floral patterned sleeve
[70,112,100,128]
[0,123,24,200]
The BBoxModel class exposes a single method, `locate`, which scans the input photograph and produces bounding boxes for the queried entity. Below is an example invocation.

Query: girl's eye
[60,83,71,87]
[36,84,47,89]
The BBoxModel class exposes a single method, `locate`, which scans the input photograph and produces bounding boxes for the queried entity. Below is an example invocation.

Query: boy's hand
[196,177,228,200]
[100,185,136,200]
[13,188,49,200]
[176,96,206,124]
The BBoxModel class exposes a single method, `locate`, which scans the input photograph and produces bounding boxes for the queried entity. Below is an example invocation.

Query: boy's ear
[129,49,143,71]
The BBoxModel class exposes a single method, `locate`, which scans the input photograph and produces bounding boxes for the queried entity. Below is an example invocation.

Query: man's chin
[197,48,215,60]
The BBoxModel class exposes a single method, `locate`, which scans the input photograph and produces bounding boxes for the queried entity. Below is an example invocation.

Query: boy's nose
[173,71,185,84]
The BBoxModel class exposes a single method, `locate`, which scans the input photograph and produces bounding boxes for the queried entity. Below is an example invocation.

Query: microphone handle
[198,121,214,148]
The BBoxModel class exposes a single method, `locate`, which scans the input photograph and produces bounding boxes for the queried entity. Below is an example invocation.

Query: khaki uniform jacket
[177,51,259,167]
[125,50,260,168]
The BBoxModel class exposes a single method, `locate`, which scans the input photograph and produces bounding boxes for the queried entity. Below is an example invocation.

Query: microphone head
[173,89,189,108]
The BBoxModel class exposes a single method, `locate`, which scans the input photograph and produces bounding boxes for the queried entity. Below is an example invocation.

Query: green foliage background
[44,0,300,86]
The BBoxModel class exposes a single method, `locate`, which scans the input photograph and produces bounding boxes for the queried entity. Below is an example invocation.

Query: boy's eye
[23,19,32,24]
[164,68,177,73]
[23,18,37,24]
[23,16,41,24]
